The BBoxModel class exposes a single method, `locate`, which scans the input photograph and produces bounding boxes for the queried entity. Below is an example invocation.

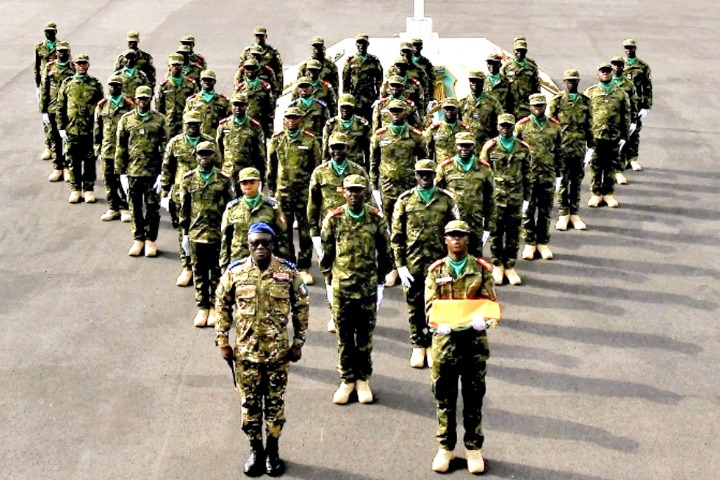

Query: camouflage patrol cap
[387,99,407,111]
[328,132,349,146]
[56,41,70,52]
[455,132,476,145]
[44,22,57,31]
[411,38,423,45]
[311,36,324,46]
[183,110,203,123]
[355,34,369,43]
[623,38,637,47]
[122,49,137,58]
[343,174,367,189]
[529,93,547,105]
[306,59,322,70]
[563,69,580,80]
[253,26,267,35]
[597,62,613,71]
[468,70,486,79]
[414,159,436,172]
[394,56,409,66]
[107,74,124,84]
[442,98,460,109]
[196,141,216,154]
[200,70,216,80]
[610,56,624,65]
[297,76,312,86]
[388,75,405,85]
[444,220,471,234]
[498,113,515,125]
[230,92,249,104]
[284,106,303,117]
[176,44,192,54]
[486,53,503,63]
[243,57,259,67]
[126,30,140,41]
[238,167,261,181]
[74,53,89,63]
[168,54,184,65]
[135,86,152,98]
[338,94,356,107]
[248,44,264,55]
[400,42,413,52]
[180,34,195,44]
[513,39,528,50]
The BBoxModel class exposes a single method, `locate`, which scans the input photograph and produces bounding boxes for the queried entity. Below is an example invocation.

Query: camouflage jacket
[112,67,150,98]
[514,116,563,182]
[287,98,330,138]
[215,255,309,364]
[370,124,427,192]
[297,57,339,92]
[115,109,168,176]
[216,115,267,180]
[234,79,275,133]
[391,188,460,273]
[436,156,496,233]
[413,55,435,95]
[371,95,422,131]
[459,93,504,147]
[35,39,60,87]
[320,203,392,297]
[384,66,430,108]
[623,57,652,109]
[379,75,425,112]
[155,76,198,137]
[183,91,231,138]
[189,52,207,70]
[39,60,75,114]
[321,115,371,164]
[547,91,594,153]
[219,195,288,269]
[267,129,322,196]
[484,74,514,114]
[613,76,640,117]
[161,132,217,203]
[342,53,383,101]
[56,75,104,136]
[239,44,284,95]
[583,83,631,141]
[480,137,531,204]
[424,121,473,161]
[114,49,156,89]
[291,79,336,115]
[179,167,235,243]
[501,57,540,116]
[93,96,135,159]
[234,64,281,97]
[179,61,204,84]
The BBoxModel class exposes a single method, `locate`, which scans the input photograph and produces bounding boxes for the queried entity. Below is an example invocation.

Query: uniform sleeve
[93,104,102,157]
[521,147,531,200]
[34,46,42,88]
[214,270,235,347]
[56,82,68,130]
[553,129,564,177]
[547,94,560,119]
[483,174,496,232]
[161,140,176,188]
[369,132,380,189]
[371,102,382,132]
[478,269,497,302]
[321,120,332,161]
[267,137,278,194]
[178,178,191,233]
[584,97,595,147]
[273,205,290,259]
[620,91,631,141]
[424,269,439,313]
[114,116,128,174]
[415,132,429,160]
[155,85,165,114]
[290,271,310,348]
[219,206,233,270]
[312,135,322,171]
[341,59,351,94]
[423,126,436,161]
[390,197,407,269]
[307,170,322,237]
[643,64,653,109]
[319,213,336,284]
[375,213,393,280]
[39,67,50,113]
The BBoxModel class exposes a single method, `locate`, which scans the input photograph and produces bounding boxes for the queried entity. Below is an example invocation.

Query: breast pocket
[235,284,257,315]
[268,284,291,318]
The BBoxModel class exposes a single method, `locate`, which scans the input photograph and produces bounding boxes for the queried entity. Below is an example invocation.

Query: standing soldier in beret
[56,53,104,204]
[610,56,639,184]
[342,34,383,122]
[114,30,156,90]
[184,70,230,138]
[548,69,593,231]
[297,37,339,93]
[180,34,207,70]
[460,70,503,149]
[215,222,308,477]
[112,49,150,98]
[234,58,275,138]
[217,92,267,181]
[292,59,336,115]
[287,76,330,138]
[35,21,61,161]
[501,37,540,120]
[322,94,371,168]
[179,142,234,327]
[175,44,204,84]
[115,85,168,257]
[94,74,134,222]
[425,220,497,474]
[485,53,514,114]
[239,26,284,98]
[622,38,652,172]
[321,174,392,405]
[424,98,472,161]
[235,45,281,99]
[156,54,198,138]
[392,160,459,368]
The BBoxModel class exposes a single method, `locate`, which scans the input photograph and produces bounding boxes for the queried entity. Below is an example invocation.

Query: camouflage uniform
[235,62,280,99]
[392,187,459,348]
[114,47,156,90]
[93,94,133,212]
[115,106,168,242]
[371,96,422,132]
[342,50,383,121]
[623,49,653,166]
[424,121,473,161]
[112,66,150,98]
[480,136,531,269]
[238,42,283,97]
[611,69,639,173]
[459,92,504,149]
[548,89,594,216]
[297,57,339,93]
[217,115,266,181]
[56,72,104,192]
[35,32,60,152]
[380,75,425,113]
[484,73,514,115]
[184,89,230,138]
[40,56,75,171]
[234,78,275,138]
[501,57,540,119]
[267,129,322,270]
[320,204,392,381]
[219,195,288,270]
[179,166,234,309]
[215,255,309,442]
[291,78,336,117]
[155,75,198,137]
[321,114,371,167]
[425,255,496,450]
[287,97,330,138]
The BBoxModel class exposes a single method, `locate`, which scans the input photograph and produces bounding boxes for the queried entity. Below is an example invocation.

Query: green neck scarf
[299,97,314,109]
[330,158,348,177]
[56,60,69,68]
[171,75,183,86]
[412,55,421,64]
[244,194,262,210]
[185,135,201,146]
[454,154,476,173]
[625,56,638,65]
[356,53,367,62]
[346,206,365,221]
[612,76,623,86]
[74,73,87,82]
[311,80,320,88]
[286,128,301,139]
[182,65,191,75]
[45,39,57,51]
[234,114,247,126]
[568,92,579,101]
[472,92,485,101]
[531,114,546,128]
[123,67,136,78]
[199,167,215,181]
[109,95,124,108]
[448,255,469,277]
[246,77,260,90]
[201,90,216,103]
[340,116,354,130]
[599,81,614,93]
[499,135,515,152]
[389,122,408,136]
[488,73,501,86]
[513,57,526,68]
[400,74,409,84]
[416,186,436,204]
[136,109,150,119]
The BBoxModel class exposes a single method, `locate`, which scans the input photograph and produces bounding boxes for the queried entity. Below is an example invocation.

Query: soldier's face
[170,63,182,76]
[443,107,458,123]
[486,61,501,75]
[401,49,412,59]
[128,41,138,50]
[201,78,215,91]
[412,43,423,54]
[232,103,247,116]
[498,123,514,138]
[388,84,403,97]
[415,171,435,189]
[611,63,624,76]
[394,64,407,76]
[248,232,274,261]
[57,50,70,62]
[254,34,266,46]
[181,41,193,50]
[136,97,151,111]
[284,115,301,130]
[298,84,312,98]
[311,46,324,58]
[563,79,579,92]
[469,79,483,94]
[456,143,474,159]
[445,233,469,255]
[356,41,368,54]
[597,69,612,82]
[240,180,260,197]
[196,152,215,170]
[624,46,636,58]
[124,54,137,67]
[185,122,201,136]
[75,61,89,74]
[529,104,546,116]
[245,65,259,79]
[339,106,353,120]
[329,144,347,161]
[343,187,365,210]
[389,108,406,124]
[514,48,527,59]
[307,68,320,80]
[109,83,122,96]
[44,29,56,40]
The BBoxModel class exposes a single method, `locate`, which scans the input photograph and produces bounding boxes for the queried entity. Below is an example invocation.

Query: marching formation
[35,22,652,477]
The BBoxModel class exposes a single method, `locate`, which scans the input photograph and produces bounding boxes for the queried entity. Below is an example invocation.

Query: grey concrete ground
[1,1,719,479]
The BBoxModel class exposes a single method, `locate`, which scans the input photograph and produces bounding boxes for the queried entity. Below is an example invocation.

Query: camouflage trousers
[101,157,128,212]
[127,176,160,242]
[354,94,375,124]
[590,139,619,195]
[490,201,522,268]
[65,134,96,191]
[332,292,377,382]
[236,359,289,441]
[190,241,221,308]
[557,151,585,216]
[277,192,312,270]
[522,179,554,245]
[404,271,430,348]
[169,199,192,270]
[431,331,488,450]
[618,117,643,170]
[46,113,65,170]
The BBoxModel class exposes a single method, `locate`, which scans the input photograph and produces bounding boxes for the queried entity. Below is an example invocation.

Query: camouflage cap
[338,94,356,107]
[44,22,57,31]
[56,41,70,51]
[387,99,407,111]
[411,37,423,45]
[196,141,216,154]
[444,220,471,234]
[306,59,322,70]
[442,98,460,109]
[311,36,324,46]
[284,106,303,117]
[74,53,89,63]
[200,69,216,80]
[513,39,528,50]
[183,110,203,123]
[513,35,527,42]
[107,74,124,84]
[563,69,580,80]
[249,44,264,55]
[135,85,152,98]
[388,75,405,85]
[180,34,195,44]
[168,54,184,65]
[468,70,486,79]
[414,159,436,172]
[176,44,192,54]
[498,113,515,125]
[486,53,503,62]
[253,26,267,35]
[343,174,367,189]
[623,38,637,47]
[355,34,369,43]
[122,48,137,58]
[238,167,261,181]
[529,93,547,105]
[394,56,408,65]
[297,76,312,86]
[230,92,249,104]
[328,132,349,146]
[400,41,413,51]
[126,30,140,41]
[243,57,259,67]
[597,62,613,71]
[610,55,624,64]
[455,132,476,145]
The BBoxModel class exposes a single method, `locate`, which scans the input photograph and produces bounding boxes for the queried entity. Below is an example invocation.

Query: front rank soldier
[485,53,514,114]
[501,37,540,120]
[180,34,207,70]
[94,74,133,222]
[460,70,503,149]
[425,220,497,475]
[156,54,198,138]
[287,76,330,138]
[239,26,284,97]
[114,30,156,90]
[184,70,230,138]
[297,37,339,92]
[35,22,61,161]
[321,94,371,167]
[622,38,653,171]
[610,55,639,184]
[292,59,336,115]
[175,44,204,84]
[342,34,383,122]
[235,45,280,99]
[217,92,267,181]
[424,98,472,161]
[215,222,308,478]
[234,58,275,138]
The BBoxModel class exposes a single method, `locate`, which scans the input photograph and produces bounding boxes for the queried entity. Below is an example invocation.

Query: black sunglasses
[249,239,273,247]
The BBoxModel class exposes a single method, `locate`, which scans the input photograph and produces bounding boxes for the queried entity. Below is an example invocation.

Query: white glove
[376,284,384,310]
[371,189,382,209]
[521,200,529,214]
[35,87,40,100]
[471,315,487,331]
[481,230,491,245]
[555,176,562,192]
[41,113,50,125]
[160,196,170,212]
[181,234,191,257]
[397,266,414,287]
[629,123,637,135]
[584,148,595,168]
[426,99,437,113]
[311,236,323,258]
[59,129,68,141]
[325,284,333,304]
[153,174,162,193]
[638,108,649,120]
[119,174,129,195]
[618,139,626,152]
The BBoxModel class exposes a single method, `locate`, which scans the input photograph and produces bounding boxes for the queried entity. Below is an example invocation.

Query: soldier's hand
[325,284,333,304]
[376,284,384,310]
[371,190,383,209]
[584,148,594,168]
[153,174,162,193]
[311,236,323,258]
[555,177,562,193]
[481,231,491,245]
[629,123,637,135]
[59,130,68,141]
[41,113,50,125]
[285,345,302,363]
[35,87,40,100]
[181,235,191,257]
[618,139,627,152]
[638,109,649,120]
[220,345,233,361]
[397,266,414,287]
[160,196,170,212]
[521,200,529,214]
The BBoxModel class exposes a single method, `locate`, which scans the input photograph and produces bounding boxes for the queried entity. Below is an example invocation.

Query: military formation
[34,22,652,477]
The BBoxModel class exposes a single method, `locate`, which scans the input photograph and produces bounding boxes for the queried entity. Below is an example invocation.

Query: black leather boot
[243,439,265,477]
[265,436,285,477]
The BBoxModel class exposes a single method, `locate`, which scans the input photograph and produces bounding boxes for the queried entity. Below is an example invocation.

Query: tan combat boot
[128,240,144,256]
[144,240,158,257]
[410,348,426,368]
[48,169,63,182]
[63,168,71,182]
[492,265,504,285]
[615,172,628,185]
[206,308,217,327]
[100,209,120,221]
[355,379,373,404]
[298,270,314,285]
[431,448,455,473]
[537,244,553,260]
[68,191,81,203]
[466,449,485,474]
[555,215,569,231]
[193,308,209,327]
[569,215,587,230]
[603,194,619,208]
[120,210,131,222]
[332,381,355,405]
[41,147,52,160]
[630,160,642,171]
[505,268,522,286]
[326,318,336,333]
[176,268,193,287]
[384,269,398,287]
[521,244,536,260]
[587,194,602,207]
[83,191,96,203]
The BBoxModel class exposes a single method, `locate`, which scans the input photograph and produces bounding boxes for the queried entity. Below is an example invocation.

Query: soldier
[321,94,371,167]
[515,94,562,261]
[219,167,288,271]
[381,58,426,113]
[239,26,284,97]
[94,74,133,222]
[180,34,207,70]
[35,22,61,161]
[398,42,431,105]
[183,70,230,138]
[287,77,330,138]
[161,110,216,286]
[267,107,322,285]
[56,53,104,204]
[460,70,503,149]
[115,85,168,257]
[112,49,150,98]
[179,142,234,327]
[217,92,267,181]
[411,38,435,98]
[480,113,531,286]
[485,53,514,114]
[392,160,459,368]
[622,38,652,172]
[548,69,593,231]
[320,174,392,405]
[234,45,281,98]
[425,220,497,475]
[584,63,631,209]
[424,98,472,161]
[156,54,198,138]
[297,37,339,92]
[234,58,275,138]
[501,37,540,120]
[40,41,74,182]
[215,222,308,477]
[175,44,203,84]
[372,76,422,131]
[114,30,156,90]
[435,132,495,257]
[341,34,383,122]
[610,55,640,184]
[292,59,337,115]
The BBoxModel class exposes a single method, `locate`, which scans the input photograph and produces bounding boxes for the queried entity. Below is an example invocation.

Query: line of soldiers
[34,23,652,476]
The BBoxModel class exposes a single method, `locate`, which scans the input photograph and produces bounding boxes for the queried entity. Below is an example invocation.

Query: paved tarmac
[1,1,719,479]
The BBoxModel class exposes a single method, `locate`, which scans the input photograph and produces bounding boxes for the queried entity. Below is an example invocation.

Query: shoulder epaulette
[430,122,441,130]
[322,80,333,89]
[219,93,228,99]
[261,81,271,89]
[183,170,195,178]
[262,66,274,73]
[328,206,343,217]
[227,198,239,207]
[303,130,315,137]
[375,127,388,135]
[250,118,261,127]
[483,139,497,151]
[220,171,232,179]
[439,188,455,198]
[272,131,284,138]
[439,157,453,168]
[520,140,531,149]
[397,189,413,201]
[97,98,108,107]
[518,116,531,124]
[187,93,198,100]
[410,77,421,85]
[460,122,470,129]
[279,258,297,270]
[186,77,195,84]
[47,59,56,66]
[369,206,383,217]
[411,126,423,135]
[125,98,135,106]
[160,79,169,87]
[549,117,560,124]
[219,118,229,125]
[405,99,415,106]
[316,99,327,108]
[476,257,493,272]
[243,45,252,51]
[227,259,243,272]
[429,258,445,272]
